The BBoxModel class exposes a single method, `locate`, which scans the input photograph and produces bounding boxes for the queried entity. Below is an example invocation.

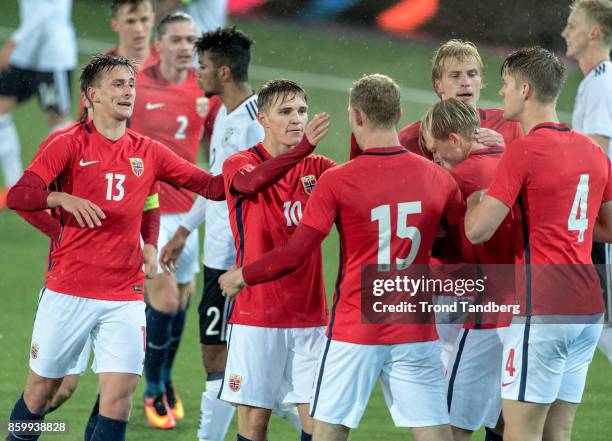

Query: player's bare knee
[146,274,179,313]
[23,376,62,414]
[201,344,227,373]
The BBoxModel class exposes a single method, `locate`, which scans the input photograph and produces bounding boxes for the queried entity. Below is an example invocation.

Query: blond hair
[571,0,612,47]
[424,98,480,142]
[431,40,484,85]
[349,74,401,129]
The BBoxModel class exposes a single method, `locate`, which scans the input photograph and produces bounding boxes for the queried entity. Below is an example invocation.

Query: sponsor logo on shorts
[31,342,40,359]
[228,374,242,392]
[502,381,515,387]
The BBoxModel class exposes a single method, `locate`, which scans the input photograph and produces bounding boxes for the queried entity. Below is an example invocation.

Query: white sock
[198,379,235,441]
[598,326,612,363]
[0,114,22,186]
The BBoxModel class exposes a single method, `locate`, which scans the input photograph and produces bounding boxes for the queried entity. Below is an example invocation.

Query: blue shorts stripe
[447,328,469,411]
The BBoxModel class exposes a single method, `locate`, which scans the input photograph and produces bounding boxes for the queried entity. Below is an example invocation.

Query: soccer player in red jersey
[217,79,332,441]
[465,47,612,441]
[397,40,522,158]
[129,11,205,428]
[422,98,523,441]
[109,0,157,68]
[220,74,463,441]
[4,54,225,441]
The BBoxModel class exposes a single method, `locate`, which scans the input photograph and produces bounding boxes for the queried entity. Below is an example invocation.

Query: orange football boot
[143,394,176,429]
[165,382,184,420]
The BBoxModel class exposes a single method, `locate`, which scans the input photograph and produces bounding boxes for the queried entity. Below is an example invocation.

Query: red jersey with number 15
[223,144,336,328]
[301,147,465,345]
[131,64,206,213]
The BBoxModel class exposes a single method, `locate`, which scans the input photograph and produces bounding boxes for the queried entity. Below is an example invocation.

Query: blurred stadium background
[0,0,609,440]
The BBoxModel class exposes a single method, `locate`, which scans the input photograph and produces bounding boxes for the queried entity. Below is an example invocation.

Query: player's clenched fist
[48,192,106,228]
[304,112,331,146]
[219,266,246,299]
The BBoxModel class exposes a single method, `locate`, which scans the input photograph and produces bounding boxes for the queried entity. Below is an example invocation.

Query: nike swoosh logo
[145,102,165,110]
[502,382,515,387]
[79,160,99,167]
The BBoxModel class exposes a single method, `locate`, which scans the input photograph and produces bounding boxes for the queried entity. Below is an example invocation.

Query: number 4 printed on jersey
[568,174,589,243]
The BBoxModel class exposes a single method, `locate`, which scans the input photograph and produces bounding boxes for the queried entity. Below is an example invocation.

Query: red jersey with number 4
[301,146,465,345]
[487,122,612,315]
[26,120,211,301]
[223,144,336,328]
[450,147,522,328]
[399,108,522,158]
[131,64,206,213]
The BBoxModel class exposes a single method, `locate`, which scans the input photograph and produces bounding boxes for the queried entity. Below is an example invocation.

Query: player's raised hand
[475,128,505,147]
[143,244,158,278]
[52,193,105,228]
[304,113,331,146]
[160,226,190,273]
[219,266,246,298]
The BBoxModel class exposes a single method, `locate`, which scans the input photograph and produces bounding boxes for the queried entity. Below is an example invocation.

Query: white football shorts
[310,338,449,429]
[499,318,602,404]
[157,212,200,284]
[446,328,503,431]
[219,324,325,409]
[29,288,146,378]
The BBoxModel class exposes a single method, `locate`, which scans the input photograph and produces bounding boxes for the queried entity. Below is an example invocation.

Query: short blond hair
[424,98,480,142]
[571,0,612,47]
[431,40,484,85]
[349,74,401,129]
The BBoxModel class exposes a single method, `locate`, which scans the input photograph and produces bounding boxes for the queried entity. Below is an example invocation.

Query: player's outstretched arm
[8,171,106,228]
[464,191,510,244]
[219,225,327,298]
[231,113,331,195]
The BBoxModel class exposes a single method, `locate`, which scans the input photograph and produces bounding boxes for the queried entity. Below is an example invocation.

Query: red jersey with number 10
[131,64,206,213]
[223,144,336,328]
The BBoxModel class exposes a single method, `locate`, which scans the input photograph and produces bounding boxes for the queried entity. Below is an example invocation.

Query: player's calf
[48,374,81,411]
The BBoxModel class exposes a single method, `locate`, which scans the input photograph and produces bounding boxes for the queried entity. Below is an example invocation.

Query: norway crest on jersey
[129,157,144,177]
[301,175,317,195]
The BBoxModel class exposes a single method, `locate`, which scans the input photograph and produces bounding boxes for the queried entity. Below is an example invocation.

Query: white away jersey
[205,94,263,269]
[572,60,612,156]
[11,0,77,71]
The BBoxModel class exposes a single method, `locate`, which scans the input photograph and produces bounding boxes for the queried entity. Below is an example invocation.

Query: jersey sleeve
[152,140,224,200]
[582,80,612,139]
[222,151,257,196]
[487,141,529,208]
[314,155,337,177]
[300,170,339,235]
[27,135,75,186]
[603,158,612,203]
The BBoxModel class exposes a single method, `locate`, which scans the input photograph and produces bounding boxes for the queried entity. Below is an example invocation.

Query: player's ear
[218,65,231,82]
[354,108,365,127]
[87,87,100,105]
[433,79,443,98]
[110,18,120,33]
[154,38,161,53]
[449,132,462,146]
[257,111,268,128]
[590,24,602,41]
[521,82,532,100]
